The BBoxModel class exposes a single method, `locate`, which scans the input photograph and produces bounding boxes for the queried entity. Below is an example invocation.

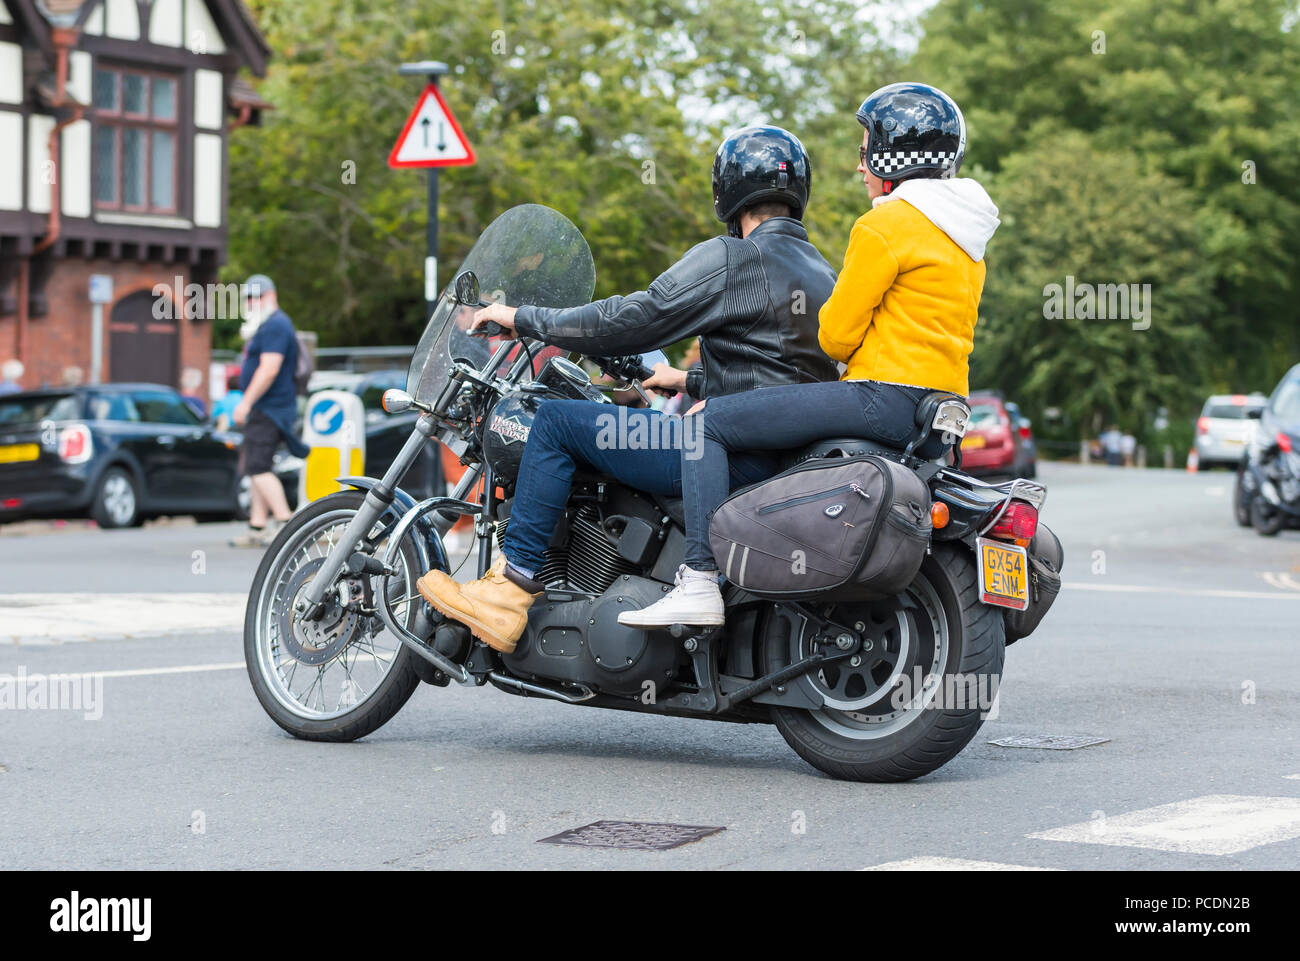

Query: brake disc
[277,557,362,665]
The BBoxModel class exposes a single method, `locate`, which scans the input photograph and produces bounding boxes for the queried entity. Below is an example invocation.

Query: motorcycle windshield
[406,204,596,404]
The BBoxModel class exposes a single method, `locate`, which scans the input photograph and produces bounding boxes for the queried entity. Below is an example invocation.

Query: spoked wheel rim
[793,573,951,741]
[252,508,416,721]
[102,473,135,525]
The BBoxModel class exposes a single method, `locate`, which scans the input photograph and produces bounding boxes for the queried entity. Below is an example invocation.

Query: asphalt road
[2,463,1299,870]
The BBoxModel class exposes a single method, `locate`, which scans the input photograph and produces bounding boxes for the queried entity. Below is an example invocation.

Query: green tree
[974,132,1214,439]
[912,0,1300,398]
[224,0,898,352]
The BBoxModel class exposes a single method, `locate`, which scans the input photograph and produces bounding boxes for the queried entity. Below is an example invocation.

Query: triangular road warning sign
[388,83,476,169]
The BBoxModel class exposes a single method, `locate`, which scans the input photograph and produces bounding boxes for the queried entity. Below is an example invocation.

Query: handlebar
[593,355,677,398]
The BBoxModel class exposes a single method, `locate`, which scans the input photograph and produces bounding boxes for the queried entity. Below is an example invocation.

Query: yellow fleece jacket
[817,187,993,397]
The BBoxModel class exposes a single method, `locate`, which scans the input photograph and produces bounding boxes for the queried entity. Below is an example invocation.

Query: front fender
[337,475,451,575]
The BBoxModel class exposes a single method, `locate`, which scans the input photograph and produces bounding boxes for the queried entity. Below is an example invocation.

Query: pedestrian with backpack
[231,274,310,547]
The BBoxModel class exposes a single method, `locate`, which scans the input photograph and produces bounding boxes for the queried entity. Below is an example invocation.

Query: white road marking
[1063,582,1300,601]
[862,857,1057,871]
[3,662,247,681]
[0,593,246,644]
[1262,572,1300,592]
[1027,795,1300,855]
[1284,774,1300,781]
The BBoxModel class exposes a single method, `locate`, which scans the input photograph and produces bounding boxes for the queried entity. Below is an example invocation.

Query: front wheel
[244,490,432,741]
[766,544,1005,782]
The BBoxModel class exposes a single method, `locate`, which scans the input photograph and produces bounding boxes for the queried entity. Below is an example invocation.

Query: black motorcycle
[245,204,1050,781]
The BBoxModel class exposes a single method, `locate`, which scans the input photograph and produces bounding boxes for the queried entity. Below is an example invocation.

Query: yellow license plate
[977,537,1029,610]
[962,435,986,449]
[0,443,39,464]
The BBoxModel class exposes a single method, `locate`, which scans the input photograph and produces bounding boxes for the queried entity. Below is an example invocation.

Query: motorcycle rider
[620,82,1002,629]
[416,125,840,653]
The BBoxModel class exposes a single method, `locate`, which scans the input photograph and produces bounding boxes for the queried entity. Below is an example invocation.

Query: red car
[960,393,1038,478]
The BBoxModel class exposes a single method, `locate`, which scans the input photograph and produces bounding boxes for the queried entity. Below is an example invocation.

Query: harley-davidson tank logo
[490,414,530,445]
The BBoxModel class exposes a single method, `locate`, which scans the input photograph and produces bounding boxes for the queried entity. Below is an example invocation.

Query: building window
[92,65,179,214]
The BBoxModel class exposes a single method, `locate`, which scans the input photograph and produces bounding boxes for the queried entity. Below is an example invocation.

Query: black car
[0,383,244,528]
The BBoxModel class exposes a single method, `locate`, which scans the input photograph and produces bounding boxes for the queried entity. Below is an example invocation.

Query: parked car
[960,391,1037,478]
[0,383,244,528]
[1196,393,1267,469]
[1234,366,1300,533]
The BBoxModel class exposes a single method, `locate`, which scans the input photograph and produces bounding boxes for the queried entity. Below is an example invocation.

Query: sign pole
[426,165,439,317]
[395,60,457,318]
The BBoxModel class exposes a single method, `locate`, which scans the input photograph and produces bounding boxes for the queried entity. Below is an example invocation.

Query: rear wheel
[1251,496,1285,537]
[91,466,140,528]
[766,544,1005,782]
[244,491,430,741]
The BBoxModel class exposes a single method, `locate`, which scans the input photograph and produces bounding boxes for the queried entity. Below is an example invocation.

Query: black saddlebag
[708,454,932,601]
[1003,523,1064,645]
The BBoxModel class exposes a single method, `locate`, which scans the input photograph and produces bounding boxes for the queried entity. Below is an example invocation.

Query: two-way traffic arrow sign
[388,83,476,168]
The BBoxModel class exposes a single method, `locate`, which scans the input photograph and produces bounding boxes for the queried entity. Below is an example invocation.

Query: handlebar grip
[470,321,505,337]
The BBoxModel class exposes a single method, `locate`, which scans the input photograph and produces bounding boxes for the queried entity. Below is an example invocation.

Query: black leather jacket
[513,217,839,398]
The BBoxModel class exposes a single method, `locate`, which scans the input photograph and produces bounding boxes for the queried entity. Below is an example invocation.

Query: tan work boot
[416,555,541,654]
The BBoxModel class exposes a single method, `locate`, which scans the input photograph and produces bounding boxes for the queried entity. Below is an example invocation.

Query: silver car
[1195,393,1267,468]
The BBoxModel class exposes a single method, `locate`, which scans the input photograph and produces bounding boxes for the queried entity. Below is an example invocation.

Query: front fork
[295,414,482,619]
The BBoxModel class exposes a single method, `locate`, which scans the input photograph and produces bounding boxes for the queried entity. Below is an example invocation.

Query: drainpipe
[32,25,84,256]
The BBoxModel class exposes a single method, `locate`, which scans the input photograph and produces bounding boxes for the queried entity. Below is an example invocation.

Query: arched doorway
[109,288,179,386]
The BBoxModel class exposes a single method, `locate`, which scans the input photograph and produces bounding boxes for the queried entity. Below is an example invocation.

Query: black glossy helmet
[856,82,966,185]
[712,125,811,233]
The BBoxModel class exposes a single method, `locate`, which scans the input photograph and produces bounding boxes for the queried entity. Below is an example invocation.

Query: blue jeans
[681,380,932,570]
[503,399,779,578]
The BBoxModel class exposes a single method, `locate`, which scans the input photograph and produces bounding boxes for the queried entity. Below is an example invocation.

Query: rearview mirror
[639,349,669,370]
[454,270,481,307]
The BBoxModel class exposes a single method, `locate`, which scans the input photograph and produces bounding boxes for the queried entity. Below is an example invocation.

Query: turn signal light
[989,501,1038,543]
[930,501,950,529]
[1279,432,1293,453]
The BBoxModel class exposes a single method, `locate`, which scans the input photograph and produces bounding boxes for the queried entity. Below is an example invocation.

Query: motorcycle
[244,204,1050,782]
[1237,431,1300,536]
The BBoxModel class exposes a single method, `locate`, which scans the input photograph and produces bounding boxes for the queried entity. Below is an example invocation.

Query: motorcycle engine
[503,575,680,697]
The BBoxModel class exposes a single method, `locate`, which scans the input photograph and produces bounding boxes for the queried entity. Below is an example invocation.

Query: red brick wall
[0,260,211,396]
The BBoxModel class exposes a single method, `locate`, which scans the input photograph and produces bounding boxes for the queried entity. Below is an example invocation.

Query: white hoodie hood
[873,177,1001,262]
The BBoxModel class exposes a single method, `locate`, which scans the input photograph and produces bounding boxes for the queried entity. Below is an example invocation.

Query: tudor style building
[0,0,269,392]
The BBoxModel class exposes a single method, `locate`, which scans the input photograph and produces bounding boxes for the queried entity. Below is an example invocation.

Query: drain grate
[989,734,1110,751]
[538,820,725,851]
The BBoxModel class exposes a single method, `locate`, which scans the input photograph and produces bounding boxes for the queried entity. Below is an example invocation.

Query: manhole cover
[989,734,1110,751]
[538,820,724,851]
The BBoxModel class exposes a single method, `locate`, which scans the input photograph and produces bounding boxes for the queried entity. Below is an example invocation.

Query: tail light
[988,500,1038,544]
[1018,425,1032,440]
[1279,433,1293,454]
[58,424,93,464]
[1197,417,1210,434]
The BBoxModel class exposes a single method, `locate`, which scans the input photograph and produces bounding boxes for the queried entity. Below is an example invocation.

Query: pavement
[1,462,1299,870]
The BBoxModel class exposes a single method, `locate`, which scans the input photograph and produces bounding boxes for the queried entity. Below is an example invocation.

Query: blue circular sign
[309,399,344,436]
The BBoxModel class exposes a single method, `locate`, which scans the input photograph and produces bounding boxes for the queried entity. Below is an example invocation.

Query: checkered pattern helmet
[856,82,966,183]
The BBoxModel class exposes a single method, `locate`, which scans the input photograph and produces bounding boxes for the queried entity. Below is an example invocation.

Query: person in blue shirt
[230,274,308,547]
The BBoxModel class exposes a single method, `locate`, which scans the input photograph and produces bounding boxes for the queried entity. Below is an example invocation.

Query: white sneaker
[618,565,725,628]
